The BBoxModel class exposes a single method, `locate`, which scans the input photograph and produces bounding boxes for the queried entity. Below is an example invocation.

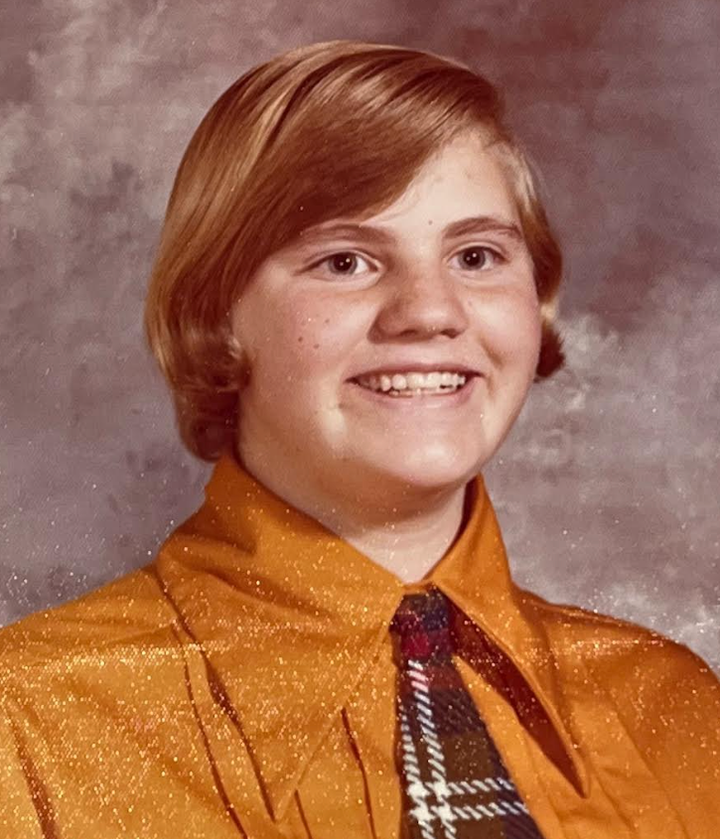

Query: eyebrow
[297,215,524,246]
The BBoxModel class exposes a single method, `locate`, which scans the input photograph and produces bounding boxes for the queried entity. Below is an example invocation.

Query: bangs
[222,46,505,270]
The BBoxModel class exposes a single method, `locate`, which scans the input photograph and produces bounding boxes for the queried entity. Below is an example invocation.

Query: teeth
[356,370,469,394]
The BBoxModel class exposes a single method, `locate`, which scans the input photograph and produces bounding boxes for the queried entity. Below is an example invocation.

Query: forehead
[300,132,520,243]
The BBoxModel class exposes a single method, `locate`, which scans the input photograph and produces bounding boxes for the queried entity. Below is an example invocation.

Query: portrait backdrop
[1,0,718,672]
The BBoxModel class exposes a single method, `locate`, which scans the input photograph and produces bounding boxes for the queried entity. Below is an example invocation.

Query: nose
[370,263,470,341]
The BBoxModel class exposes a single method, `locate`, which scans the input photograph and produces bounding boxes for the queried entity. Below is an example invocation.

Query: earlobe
[228,333,244,362]
[539,298,558,322]
[227,333,252,390]
[535,315,565,380]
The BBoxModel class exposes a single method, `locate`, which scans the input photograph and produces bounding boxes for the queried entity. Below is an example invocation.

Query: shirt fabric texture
[0,453,718,838]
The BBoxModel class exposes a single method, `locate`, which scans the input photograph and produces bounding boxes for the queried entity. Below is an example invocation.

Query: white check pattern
[398,657,530,839]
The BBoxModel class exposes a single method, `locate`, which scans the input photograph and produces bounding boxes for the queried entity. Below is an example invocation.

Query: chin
[362,446,486,494]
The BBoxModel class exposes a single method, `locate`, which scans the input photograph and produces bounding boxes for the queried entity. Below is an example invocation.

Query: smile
[352,370,472,397]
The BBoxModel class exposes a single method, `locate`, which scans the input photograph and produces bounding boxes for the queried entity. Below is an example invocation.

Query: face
[231,131,541,506]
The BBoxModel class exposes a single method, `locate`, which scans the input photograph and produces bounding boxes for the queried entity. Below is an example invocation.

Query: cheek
[470,289,542,366]
[242,293,365,382]
[509,295,542,358]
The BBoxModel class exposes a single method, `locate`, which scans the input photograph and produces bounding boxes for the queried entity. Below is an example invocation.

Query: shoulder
[0,566,234,831]
[521,587,720,761]
[521,586,717,685]
[0,564,176,684]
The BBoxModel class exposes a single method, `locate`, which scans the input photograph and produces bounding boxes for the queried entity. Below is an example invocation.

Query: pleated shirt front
[1,453,718,838]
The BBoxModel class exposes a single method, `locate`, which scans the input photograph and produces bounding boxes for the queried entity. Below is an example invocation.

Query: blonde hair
[145,41,564,461]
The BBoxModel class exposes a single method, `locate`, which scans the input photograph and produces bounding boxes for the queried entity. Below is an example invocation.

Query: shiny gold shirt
[1,454,718,838]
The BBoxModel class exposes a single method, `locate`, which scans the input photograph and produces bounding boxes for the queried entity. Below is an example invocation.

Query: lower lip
[347,376,480,408]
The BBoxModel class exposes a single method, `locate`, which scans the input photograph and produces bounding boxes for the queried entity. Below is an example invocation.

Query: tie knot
[389,587,453,662]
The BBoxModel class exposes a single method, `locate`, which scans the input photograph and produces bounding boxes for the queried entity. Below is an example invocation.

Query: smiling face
[231,131,541,509]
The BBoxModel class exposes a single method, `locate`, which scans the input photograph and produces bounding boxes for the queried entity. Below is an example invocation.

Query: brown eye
[457,246,498,270]
[317,251,373,278]
[329,252,359,274]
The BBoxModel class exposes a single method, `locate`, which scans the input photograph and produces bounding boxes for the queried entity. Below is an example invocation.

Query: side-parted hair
[145,41,565,461]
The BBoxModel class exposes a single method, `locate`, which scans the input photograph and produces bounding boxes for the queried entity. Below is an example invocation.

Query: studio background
[1,0,718,672]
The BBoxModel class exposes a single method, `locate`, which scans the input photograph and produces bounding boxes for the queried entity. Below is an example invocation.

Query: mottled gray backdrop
[1,0,718,671]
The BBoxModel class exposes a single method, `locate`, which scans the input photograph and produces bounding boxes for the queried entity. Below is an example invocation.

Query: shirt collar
[155,453,589,820]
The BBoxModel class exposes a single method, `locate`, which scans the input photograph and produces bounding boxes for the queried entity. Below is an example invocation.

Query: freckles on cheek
[294,313,350,359]
[277,299,329,346]
[260,294,357,383]
[289,326,323,361]
[275,326,331,380]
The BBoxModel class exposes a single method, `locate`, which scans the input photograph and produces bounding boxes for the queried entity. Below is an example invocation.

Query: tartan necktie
[389,586,545,839]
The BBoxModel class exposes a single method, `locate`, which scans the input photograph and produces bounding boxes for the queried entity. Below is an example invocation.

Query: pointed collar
[154,454,589,820]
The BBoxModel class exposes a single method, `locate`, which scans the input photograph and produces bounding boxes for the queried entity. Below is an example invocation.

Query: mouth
[349,369,478,398]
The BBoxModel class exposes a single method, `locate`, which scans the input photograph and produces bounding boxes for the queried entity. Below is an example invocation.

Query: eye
[451,246,504,271]
[315,251,374,277]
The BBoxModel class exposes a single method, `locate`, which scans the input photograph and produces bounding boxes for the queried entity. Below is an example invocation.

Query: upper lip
[349,362,482,380]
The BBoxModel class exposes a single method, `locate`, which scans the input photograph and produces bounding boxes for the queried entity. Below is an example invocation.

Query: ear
[540,297,558,322]
[535,302,565,380]
[228,333,244,363]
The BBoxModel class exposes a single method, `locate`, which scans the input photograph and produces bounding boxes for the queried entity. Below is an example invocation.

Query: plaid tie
[389,587,545,839]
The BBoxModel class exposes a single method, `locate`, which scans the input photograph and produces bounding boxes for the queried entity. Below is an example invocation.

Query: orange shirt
[1,454,718,838]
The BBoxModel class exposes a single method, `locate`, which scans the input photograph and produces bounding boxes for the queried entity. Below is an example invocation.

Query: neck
[316,486,470,583]
[235,446,472,583]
